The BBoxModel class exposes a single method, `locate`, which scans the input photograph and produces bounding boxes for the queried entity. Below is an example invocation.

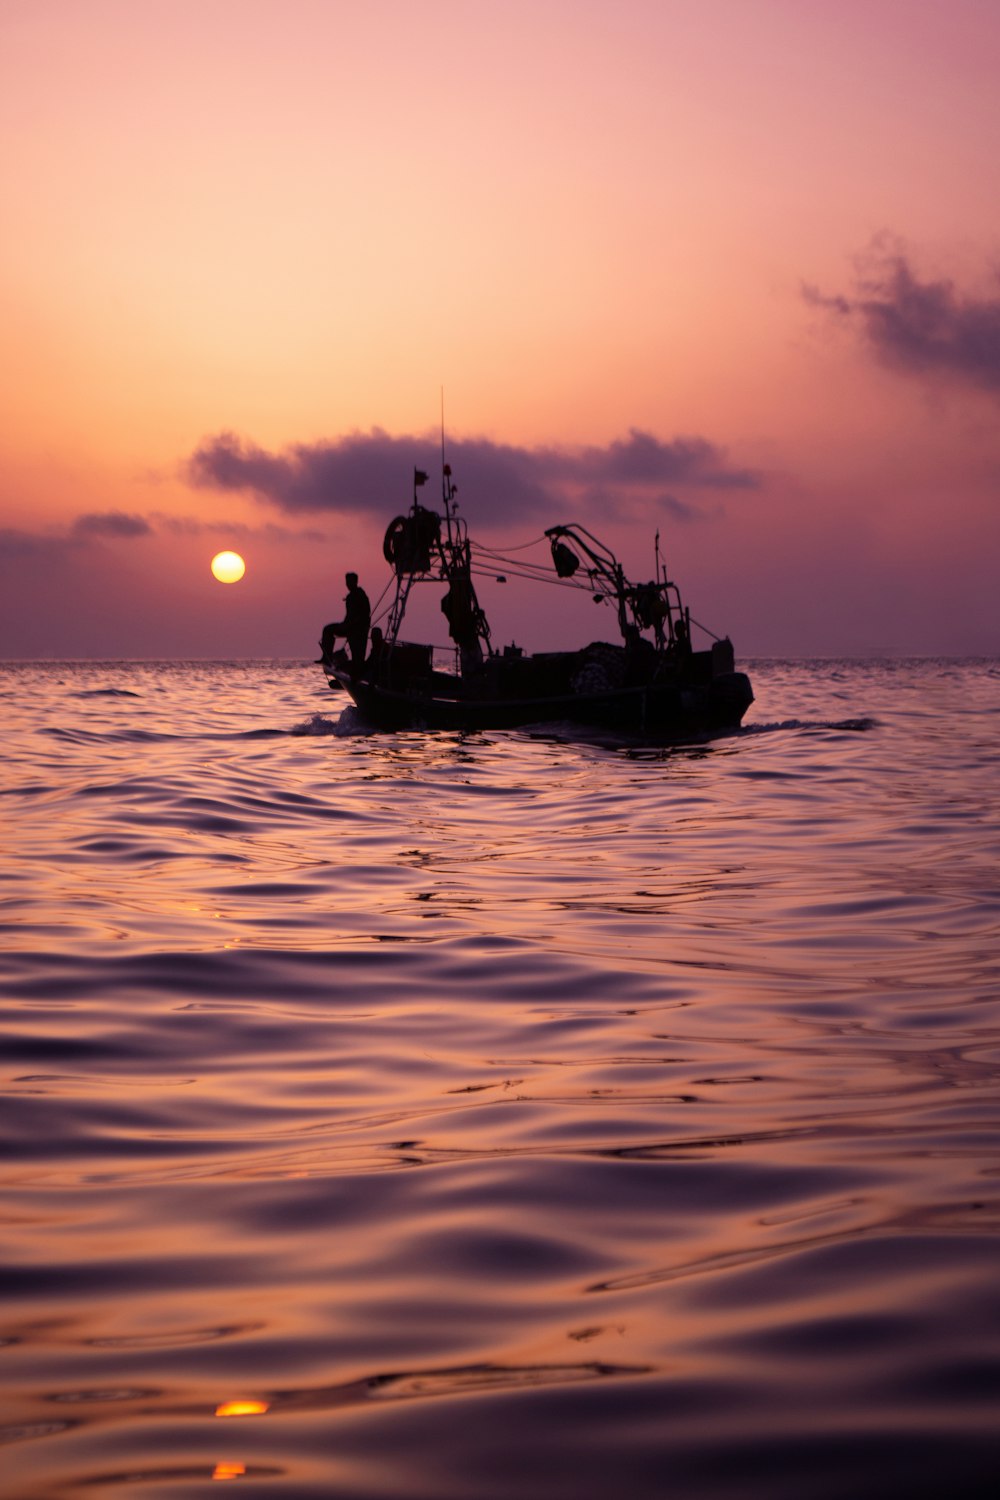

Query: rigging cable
[467,561,606,594]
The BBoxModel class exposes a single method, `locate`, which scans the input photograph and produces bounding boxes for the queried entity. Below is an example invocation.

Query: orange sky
[2,0,999,657]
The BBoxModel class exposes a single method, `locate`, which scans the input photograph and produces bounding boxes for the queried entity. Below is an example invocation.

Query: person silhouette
[364,625,384,679]
[672,614,690,654]
[319,572,371,671]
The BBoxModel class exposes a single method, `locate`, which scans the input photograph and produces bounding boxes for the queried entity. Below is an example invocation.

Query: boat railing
[431,644,461,675]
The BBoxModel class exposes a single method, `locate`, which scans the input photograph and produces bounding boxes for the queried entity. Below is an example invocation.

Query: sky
[2,0,999,659]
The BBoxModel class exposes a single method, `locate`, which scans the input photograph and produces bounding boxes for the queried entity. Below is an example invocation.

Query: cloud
[0,512,325,569]
[186,428,429,515]
[541,430,758,489]
[0,518,152,572]
[1,512,157,565]
[156,515,326,543]
[572,486,712,525]
[185,427,760,526]
[805,240,1000,394]
[71,510,153,539]
[0,527,72,561]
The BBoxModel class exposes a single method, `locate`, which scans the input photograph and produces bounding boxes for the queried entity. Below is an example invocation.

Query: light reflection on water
[1,658,998,1498]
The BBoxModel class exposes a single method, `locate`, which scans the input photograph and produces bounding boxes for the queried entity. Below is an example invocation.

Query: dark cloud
[654,492,708,523]
[0,520,148,572]
[0,527,71,560]
[157,515,326,543]
[805,241,1000,394]
[0,513,325,572]
[185,427,759,526]
[573,486,711,526]
[801,284,853,317]
[186,428,431,515]
[72,510,153,539]
[549,430,758,489]
[1,512,152,566]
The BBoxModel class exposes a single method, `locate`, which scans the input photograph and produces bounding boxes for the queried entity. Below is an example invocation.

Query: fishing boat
[320,464,753,738]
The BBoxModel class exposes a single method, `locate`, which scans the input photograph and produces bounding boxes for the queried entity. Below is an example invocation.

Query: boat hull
[328,667,754,738]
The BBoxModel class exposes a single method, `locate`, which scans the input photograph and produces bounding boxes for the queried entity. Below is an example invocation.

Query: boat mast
[433,397,489,660]
[381,403,492,661]
[382,468,419,647]
[440,386,446,523]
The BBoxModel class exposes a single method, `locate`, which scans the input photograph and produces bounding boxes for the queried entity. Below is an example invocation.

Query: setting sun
[211,551,246,584]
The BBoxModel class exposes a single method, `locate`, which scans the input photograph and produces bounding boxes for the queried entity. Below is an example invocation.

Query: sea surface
[1,658,998,1499]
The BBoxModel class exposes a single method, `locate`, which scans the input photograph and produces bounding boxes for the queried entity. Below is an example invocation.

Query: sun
[211,551,246,584]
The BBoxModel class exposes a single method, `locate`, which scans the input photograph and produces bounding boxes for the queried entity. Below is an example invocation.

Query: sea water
[1,658,998,1499]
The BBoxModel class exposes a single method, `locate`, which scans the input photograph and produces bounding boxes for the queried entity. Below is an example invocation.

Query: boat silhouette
[321,463,753,738]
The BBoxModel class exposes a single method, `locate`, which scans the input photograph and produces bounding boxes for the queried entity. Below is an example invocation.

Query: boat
[320,463,754,738]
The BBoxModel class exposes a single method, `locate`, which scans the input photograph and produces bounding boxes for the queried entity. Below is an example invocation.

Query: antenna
[440,385,457,531]
[440,386,446,488]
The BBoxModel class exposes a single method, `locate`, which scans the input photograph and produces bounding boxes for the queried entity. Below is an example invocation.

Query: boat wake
[741,716,878,735]
[288,709,369,737]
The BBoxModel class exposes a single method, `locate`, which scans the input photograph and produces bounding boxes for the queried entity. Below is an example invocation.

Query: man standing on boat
[319,572,370,672]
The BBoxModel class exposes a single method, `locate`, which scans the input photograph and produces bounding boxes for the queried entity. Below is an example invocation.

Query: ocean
[1,658,998,1499]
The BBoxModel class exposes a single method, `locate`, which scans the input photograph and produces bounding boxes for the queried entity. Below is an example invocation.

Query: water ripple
[1,659,999,1499]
